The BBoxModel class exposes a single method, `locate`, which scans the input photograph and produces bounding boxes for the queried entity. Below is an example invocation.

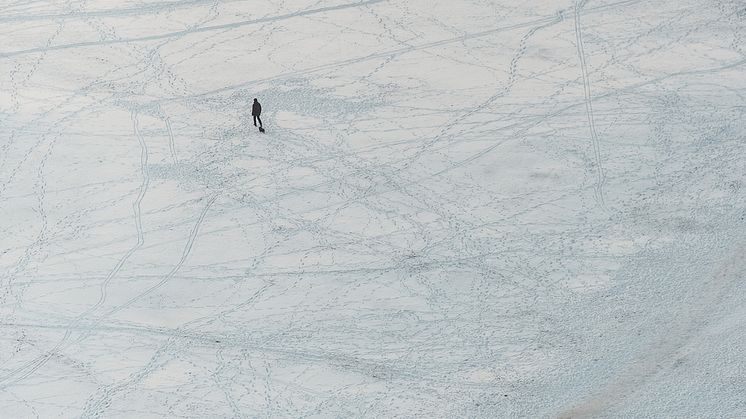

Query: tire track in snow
[0,0,238,23]
[575,0,607,209]
[92,110,150,316]
[0,0,386,59]
[102,193,218,318]
[164,116,178,164]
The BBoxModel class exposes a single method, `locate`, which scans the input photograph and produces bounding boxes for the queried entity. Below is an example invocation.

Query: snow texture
[1,0,745,417]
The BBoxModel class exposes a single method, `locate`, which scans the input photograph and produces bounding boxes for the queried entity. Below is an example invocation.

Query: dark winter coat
[252,101,262,116]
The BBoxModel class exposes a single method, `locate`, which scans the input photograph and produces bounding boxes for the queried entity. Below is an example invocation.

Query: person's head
[253,98,258,102]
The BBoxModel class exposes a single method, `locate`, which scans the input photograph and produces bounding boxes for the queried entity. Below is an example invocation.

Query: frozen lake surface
[1,0,745,417]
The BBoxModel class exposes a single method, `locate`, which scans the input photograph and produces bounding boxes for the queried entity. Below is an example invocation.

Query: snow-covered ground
[1,0,745,417]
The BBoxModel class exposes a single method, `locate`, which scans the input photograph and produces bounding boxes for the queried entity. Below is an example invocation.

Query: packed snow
[1,0,745,417]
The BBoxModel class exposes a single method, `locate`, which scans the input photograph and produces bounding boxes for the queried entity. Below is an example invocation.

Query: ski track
[574,0,607,210]
[1,0,745,417]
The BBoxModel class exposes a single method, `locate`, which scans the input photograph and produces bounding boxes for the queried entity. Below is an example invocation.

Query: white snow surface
[1,0,745,417]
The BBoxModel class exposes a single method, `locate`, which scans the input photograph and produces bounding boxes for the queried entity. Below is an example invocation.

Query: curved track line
[575,0,607,209]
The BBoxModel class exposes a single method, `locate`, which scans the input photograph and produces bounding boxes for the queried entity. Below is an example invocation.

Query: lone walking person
[252,98,263,129]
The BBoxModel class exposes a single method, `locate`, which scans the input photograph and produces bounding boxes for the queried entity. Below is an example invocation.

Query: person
[252,98,262,128]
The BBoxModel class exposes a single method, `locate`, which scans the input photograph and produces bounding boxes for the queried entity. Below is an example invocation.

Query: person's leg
[257,116,263,128]
[253,115,257,126]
